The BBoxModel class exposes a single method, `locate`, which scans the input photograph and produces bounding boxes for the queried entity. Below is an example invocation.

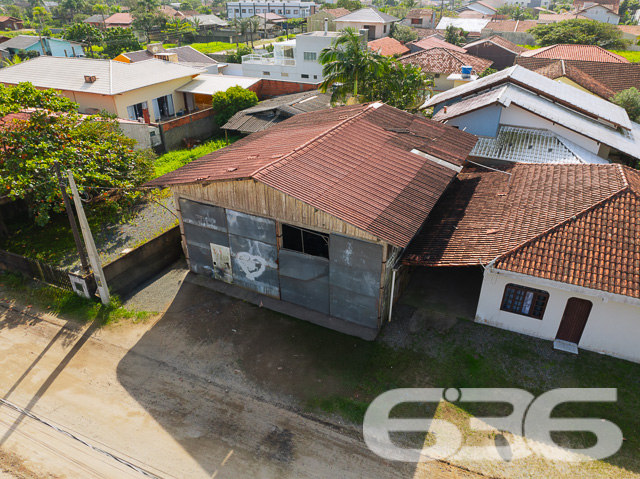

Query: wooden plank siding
[170,180,395,327]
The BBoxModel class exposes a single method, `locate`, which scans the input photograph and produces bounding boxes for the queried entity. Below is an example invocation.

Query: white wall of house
[113,77,193,121]
[580,6,619,24]
[334,21,390,39]
[476,268,640,363]
[60,90,118,115]
[466,3,497,15]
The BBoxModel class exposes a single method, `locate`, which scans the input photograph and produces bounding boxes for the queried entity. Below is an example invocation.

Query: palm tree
[238,17,251,46]
[318,28,385,103]
[248,16,261,48]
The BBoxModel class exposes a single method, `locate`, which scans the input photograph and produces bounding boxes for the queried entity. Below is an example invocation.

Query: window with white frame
[303,51,316,61]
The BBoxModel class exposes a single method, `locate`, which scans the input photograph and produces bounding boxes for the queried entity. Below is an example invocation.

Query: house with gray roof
[114,43,223,73]
[426,65,640,165]
[0,35,84,62]
[334,8,399,39]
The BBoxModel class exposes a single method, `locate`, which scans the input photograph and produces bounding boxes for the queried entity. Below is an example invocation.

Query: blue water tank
[461,65,473,77]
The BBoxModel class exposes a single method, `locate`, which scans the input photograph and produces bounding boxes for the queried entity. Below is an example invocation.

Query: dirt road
[0,297,481,479]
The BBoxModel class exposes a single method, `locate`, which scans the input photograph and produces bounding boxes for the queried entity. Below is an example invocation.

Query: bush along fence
[0,248,96,298]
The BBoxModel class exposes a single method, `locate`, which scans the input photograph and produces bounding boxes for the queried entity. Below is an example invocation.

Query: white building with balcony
[241,30,341,83]
[226,1,317,19]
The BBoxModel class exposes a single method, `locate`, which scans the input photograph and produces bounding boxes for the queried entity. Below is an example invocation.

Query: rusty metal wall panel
[279,249,330,314]
[329,235,383,328]
[226,209,277,245]
[179,198,227,232]
[228,211,280,297]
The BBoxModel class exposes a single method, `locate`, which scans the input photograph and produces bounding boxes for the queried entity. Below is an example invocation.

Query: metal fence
[0,249,74,291]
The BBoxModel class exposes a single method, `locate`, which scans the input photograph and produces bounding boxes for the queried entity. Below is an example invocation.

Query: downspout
[388,268,397,322]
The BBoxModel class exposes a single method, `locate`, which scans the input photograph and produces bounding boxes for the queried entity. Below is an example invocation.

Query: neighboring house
[537,12,589,23]
[516,55,640,93]
[175,74,262,110]
[401,9,437,29]
[187,14,228,30]
[146,102,477,339]
[83,14,106,27]
[104,12,134,28]
[407,35,467,54]
[226,1,317,19]
[575,3,620,23]
[519,44,629,63]
[306,8,350,31]
[436,17,492,39]
[0,36,84,60]
[222,89,331,134]
[532,60,616,98]
[463,35,528,69]
[412,28,444,39]
[114,44,223,73]
[617,24,640,45]
[574,0,620,12]
[0,16,23,30]
[403,163,640,363]
[368,36,410,57]
[334,8,399,40]
[457,1,497,15]
[241,30,341,82]
[480,20,538,45]
[425,65,640,164]
[399,47,493,92]
[0,56,204,123]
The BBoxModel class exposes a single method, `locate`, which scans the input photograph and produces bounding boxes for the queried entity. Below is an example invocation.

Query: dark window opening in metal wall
[281,224,329,258]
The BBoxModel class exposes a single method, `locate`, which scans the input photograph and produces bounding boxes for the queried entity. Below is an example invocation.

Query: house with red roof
[367,37,409,57]
[401,9,437,29]
[406,35,467,54]
[104,12,134,28]
[146,102,477,338]
[519,44,629,63]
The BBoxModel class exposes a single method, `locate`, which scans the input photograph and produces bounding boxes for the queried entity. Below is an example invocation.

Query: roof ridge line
[249,104,377,178]
[494,176,629,266]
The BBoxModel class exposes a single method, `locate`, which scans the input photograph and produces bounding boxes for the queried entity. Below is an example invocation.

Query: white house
[241,30,343,82]
[576,3,620,23]
[226,1,317,19]
[456,1,497,15]
[334,8,399,40]
[425,65,640,165]
[403,163,640,363]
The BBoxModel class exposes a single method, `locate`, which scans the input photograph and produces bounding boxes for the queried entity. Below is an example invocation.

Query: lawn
[153,136,237,178]
[189,41,236,54]
[610,50,640,62]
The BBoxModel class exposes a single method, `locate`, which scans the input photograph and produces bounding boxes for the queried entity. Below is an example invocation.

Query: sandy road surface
[0,302,483,479]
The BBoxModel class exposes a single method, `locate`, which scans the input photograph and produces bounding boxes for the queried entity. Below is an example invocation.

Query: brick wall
[252,79,321,99]
[158,108,219,152]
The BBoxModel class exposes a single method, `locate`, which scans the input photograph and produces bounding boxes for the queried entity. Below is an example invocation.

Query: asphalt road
[0,300,483,479]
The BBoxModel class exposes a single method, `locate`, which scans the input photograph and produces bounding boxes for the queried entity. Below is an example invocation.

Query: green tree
[479,67,497,77]
[211,86,258,126]
[162,18,195,46]
[612,87,640,122]
[93,3,109,27]
[132,0,166,42]
[102,27,141,57]
[59,0,85,23]
[64,23,103,57]
[390,23,418,43]
[0,83,151,226]
[324,0,363,11]
[528,19,630,49]
[368,59,432,111]
[319,27,386,102]
[496,4,535,20]
[444,25,466,45]
[225,43,251,63]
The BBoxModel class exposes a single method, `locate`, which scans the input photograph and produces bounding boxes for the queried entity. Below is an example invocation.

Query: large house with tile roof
[531,60,616,99]
[368,36,410,57]
[146,102,477,339]
[463,35,528,69]
[407,35,467,54]
[399,47,493,93]
[426,65,640,165]
[403,163,640,362]
[334,8,399,40]
[519,44,629,63]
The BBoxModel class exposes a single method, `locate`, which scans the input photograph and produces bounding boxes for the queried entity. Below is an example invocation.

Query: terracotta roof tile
[533,60,616,99]
[538,13,589,21]
[399,47,493,74]
[463,35,528,54]
[412,28,441,39]
[515,57,640,93]
[483,20,538,32]
[404,164,627,267]
[325,7,350,18]
[368,37,410,57]
[148,103,478,247]
[410,36,467,53]
[520,44,629,63]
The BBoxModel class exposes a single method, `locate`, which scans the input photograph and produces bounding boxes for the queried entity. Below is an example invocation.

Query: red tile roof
[496,167,640,298]
[484,20,538,33]
[399,47,493,74]
[368,37,410,57]
[404,164,627,266]
[520,44,629,63]
[515,57,640,94]
[412,28,441,39]
[463,35,528,54]
[617,24,640,36]
[538,13,589,22]
[574,0,620,13]
[148,103,478,247]
[325,7,350,18]
[411,36,467,53]
[533,60,616,99]
[105,12,133,25]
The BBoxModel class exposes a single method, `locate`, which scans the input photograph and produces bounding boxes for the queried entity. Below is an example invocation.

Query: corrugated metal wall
[180,198,384,329]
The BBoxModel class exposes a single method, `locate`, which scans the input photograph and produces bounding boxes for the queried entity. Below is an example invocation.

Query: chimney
[84,75,97,83]
[154,52,178,63]
[324,17,328,33]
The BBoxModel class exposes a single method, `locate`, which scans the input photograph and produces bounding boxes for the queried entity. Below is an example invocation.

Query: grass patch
[0,271,154,325]
[609,50,640,62]
[153,136,238,178]
[189,41,235,54]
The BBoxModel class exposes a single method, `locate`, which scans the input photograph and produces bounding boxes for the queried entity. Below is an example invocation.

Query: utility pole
[54,161,89,274]
[67,171,110,305]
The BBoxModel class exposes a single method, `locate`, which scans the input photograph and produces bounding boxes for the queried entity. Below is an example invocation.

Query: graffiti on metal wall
[235,252,266,280]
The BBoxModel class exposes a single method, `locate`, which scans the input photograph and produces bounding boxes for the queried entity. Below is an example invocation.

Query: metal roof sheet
[175,74,260,95]
[426,65,632,130]
[0,56,204,95]
[335,8,399,23]
[0,35,39,50]
[435,17,491,32]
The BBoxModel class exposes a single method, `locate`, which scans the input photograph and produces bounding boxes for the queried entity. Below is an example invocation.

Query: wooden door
[556,298,593,344]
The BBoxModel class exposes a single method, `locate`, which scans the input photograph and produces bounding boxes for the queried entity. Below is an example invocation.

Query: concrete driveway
[0,265,482,479]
